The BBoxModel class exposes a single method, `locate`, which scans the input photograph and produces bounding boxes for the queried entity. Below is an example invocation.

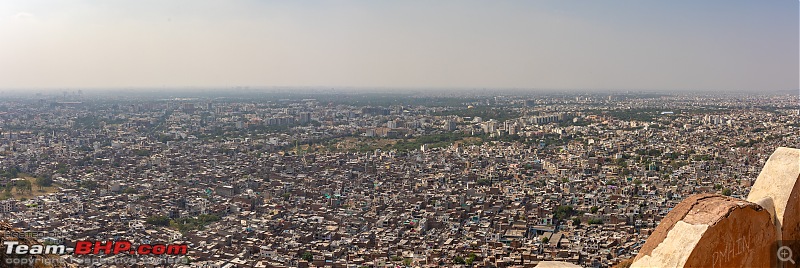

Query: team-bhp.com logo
[3,240,188,266]
[4,240,187,255]
[73,240,188,255]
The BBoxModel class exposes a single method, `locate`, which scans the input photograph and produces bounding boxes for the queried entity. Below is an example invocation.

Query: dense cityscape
[0,91,797,267]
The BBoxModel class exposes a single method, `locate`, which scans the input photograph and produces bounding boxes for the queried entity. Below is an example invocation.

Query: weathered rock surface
[627,147,800,267]
[747,147,800,265]
[631,194,776,268]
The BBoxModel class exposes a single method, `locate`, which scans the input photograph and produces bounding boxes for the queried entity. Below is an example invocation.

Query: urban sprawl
[0,92,798,267]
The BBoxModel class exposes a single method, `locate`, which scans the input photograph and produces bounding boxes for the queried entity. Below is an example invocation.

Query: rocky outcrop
[631,194,775,267]
[631,147,800,267]
[747,147,800,265]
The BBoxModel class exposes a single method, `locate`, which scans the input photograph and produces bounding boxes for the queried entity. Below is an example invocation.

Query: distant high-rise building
[182,103,195,112]
[483,121,497,133]
[530,113,564,125]
[300,112,312,124]
[444,120,457,131]
[362,107,390,116]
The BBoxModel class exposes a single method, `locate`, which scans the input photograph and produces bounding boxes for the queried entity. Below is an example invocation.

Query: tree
[722,188,732,196]
[55,163,68,174]
[35,176,54,187]
[146,215,171,226]
[453,256,466,264]
[554,205,575,220]
[301,252,313,262]
[7,166,20,178]
[122,187,138,194]
[542,236,550,244]
[590,206,599,214]
[466,253,477,265]
[572,217,581,226]
[616,159,628,168]
[1,185,11,199]
[79,180,98,190]
[15,180,32,195]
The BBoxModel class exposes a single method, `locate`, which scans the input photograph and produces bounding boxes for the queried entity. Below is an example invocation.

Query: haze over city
[1,0,797,92]
[2,2,800,267]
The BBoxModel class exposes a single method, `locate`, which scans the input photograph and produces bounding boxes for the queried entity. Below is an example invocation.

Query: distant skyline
[0,1,797,92]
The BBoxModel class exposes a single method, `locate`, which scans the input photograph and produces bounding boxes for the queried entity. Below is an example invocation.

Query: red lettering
[138,245,151,255]
[93,241,113,254]
[74,241,92,255]
[151,244,166,255]
[113,241,131,254]
[114,243,189,255]
[166,244,188,255]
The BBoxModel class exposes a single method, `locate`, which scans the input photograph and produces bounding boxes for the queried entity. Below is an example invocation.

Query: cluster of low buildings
[0,93,796,267]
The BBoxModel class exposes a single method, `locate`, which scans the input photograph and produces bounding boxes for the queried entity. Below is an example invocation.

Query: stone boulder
[747,147,800,257]
[631,194,776,267]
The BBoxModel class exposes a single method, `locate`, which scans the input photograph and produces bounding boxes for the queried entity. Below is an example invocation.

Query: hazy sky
[1,1,797,91]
